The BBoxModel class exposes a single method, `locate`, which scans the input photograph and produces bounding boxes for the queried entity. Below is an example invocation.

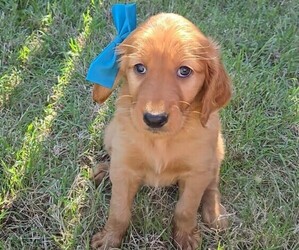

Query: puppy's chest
[142,140,188,187]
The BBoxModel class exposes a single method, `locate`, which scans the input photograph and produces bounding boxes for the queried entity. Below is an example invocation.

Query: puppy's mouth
[146,127,166,134]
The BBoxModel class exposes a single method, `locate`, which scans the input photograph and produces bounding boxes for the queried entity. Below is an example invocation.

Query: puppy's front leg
[201,176,228,230]
[91,168,140,250]
[173,173,211,250]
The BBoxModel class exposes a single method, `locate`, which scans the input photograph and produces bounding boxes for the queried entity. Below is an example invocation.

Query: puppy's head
[94,13,231,133]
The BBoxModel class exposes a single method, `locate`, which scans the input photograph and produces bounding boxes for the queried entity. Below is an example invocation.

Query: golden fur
[91,13,232,250]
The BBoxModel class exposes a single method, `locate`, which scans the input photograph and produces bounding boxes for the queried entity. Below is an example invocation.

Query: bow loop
[86,3,137,88]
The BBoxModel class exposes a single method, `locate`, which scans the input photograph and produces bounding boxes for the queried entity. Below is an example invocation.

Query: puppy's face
[117,14,231,134]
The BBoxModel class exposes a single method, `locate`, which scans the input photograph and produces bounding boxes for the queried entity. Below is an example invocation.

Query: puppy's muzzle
[143,112,168,128]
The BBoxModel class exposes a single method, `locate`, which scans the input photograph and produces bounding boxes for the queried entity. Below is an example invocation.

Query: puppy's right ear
[92,37,131,104]
[92,85,113,104]
[92,72,122,104]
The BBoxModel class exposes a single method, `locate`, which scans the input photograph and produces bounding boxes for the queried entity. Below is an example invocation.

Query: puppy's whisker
[191,111,201,114]
[179,101,191,106]
[116,107,131,111]
[116,109,131,115]
[116,95,133,103]
[116,112,130,115]
[118,95,132,99]
[117,109,131,113]
[173,105,180,111]
[121,95,133,98]
[183,110,202,117]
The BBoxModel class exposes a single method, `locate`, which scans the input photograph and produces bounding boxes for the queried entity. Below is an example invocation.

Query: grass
[0,0,298,249]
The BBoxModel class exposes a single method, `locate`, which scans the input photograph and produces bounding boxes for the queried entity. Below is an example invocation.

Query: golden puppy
[91,13,231,250]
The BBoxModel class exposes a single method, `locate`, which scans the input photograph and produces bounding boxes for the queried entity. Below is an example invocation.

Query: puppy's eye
[134,64,147,74]
[177,66,192,78]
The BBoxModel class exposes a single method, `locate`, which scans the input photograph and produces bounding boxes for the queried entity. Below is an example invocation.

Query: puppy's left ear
[200,42,232,125]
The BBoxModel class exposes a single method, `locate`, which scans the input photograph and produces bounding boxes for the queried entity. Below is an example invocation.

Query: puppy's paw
[173,227,201,250]
[91,229,122,250]
[91,162,109,187]
[201,203,228,231]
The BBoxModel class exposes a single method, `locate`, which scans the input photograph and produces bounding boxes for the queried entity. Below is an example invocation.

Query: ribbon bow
[86,3,137,88]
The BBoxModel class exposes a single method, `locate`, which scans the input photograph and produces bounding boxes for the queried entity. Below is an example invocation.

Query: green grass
[0,0,298,249]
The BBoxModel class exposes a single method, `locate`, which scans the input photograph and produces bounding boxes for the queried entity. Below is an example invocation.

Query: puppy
[91,13,232,250]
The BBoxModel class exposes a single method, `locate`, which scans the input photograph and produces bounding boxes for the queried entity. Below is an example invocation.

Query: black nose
[143,112,168,128]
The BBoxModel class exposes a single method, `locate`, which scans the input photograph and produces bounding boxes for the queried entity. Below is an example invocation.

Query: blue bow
[86,3,137,88]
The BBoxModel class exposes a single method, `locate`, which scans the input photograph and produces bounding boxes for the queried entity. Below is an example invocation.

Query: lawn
[0,0,298,249]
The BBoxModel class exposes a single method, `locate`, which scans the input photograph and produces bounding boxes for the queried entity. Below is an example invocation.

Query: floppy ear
[92,72,122,104]
[92,85,113,104]
[199,43,232,125]
[92,37,132,104]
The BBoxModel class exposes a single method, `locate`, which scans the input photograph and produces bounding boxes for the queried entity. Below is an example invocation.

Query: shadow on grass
[0,1,114,249]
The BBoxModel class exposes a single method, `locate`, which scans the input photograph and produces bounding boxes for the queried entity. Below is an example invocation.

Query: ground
[0,0,298,249]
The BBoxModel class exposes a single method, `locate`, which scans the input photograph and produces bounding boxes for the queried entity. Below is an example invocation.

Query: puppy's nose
[143,112,168,128]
